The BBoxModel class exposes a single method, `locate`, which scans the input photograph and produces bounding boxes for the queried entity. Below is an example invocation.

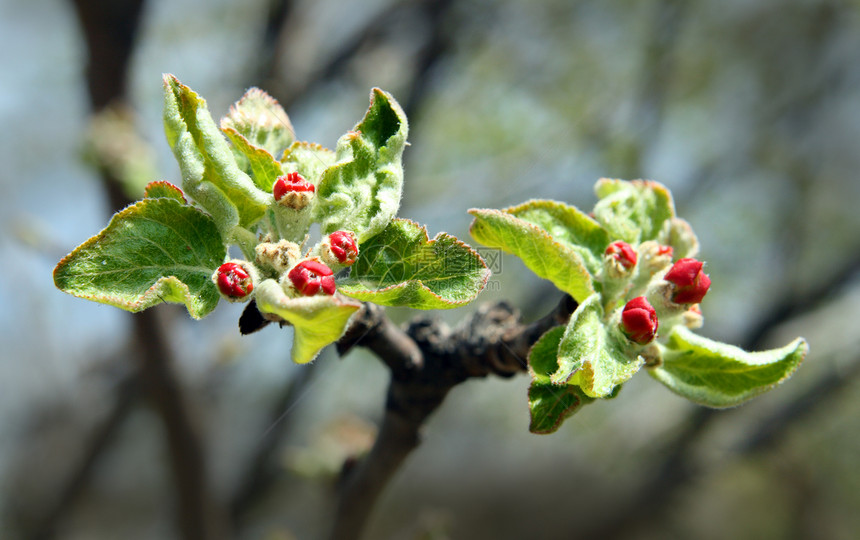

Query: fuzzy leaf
[222,126,284,193]
[592,179,675,243]
[53,198,225,319]
[144,181,186,203]
[221,87,295,159]
[339,219,489,309]
[505,199,610,273]
[649,326,808,407]
[528,326,566,383]
[555,294,643,397]
[528,381,593,435]
[254,280,362,364]
[162,74,268,230]
[468,208,594,302]
[281,141,336,186]
[315,88,408,243]
[660,217,699,260]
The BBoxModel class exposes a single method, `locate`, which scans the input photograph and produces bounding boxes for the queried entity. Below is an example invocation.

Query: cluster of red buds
[280,230,359,297]
[273,172,315,210]
[619,257,711,344]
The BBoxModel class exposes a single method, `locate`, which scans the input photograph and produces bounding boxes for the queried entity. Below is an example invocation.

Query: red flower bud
[214,262,254,300]
[273,172,314,210]
[605,241,638,269]
[322,230,359,266]
[664,258,711,304]
[287,259,336,296]
[621,296,658,344]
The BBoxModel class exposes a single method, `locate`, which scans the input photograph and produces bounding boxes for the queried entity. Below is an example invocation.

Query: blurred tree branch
[50,2,225,539]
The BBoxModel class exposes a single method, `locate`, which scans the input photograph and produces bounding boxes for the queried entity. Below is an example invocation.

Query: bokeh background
[2,0,860,538]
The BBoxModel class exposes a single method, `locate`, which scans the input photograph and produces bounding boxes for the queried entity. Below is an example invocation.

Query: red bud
[288,259,336,296]
[273,173,314,209]
[664,258,711,304]
[621,296,658,344]
[215,262,254,299]
[605,241,638,269]
[325,230,359,265]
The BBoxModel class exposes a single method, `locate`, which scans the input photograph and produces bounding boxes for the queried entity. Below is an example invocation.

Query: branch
[67,2,223,538]
[329,295,576,540]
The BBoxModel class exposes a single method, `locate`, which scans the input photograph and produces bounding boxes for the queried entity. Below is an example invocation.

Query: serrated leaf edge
[53,199,221,319]
[339,218,490,308]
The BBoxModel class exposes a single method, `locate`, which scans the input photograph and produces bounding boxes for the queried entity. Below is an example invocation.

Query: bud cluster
[609,248,711,346]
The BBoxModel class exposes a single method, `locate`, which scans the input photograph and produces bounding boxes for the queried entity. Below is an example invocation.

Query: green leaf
[144,181,186,203]
[281,141,336,186]
[221,87,295,159]
[592,178,675,243]
[528,380,593,435]
[222,126,284,193]
[338,219,489,309]
[53,198,226,319]
[505,199,610,273]
[254,280,362,364]
[648,326,808,408]
[468,208,594,302]
[315,88,408,243]
[162,74,269,230]
[660,217,700,260]
[555,294,643,397]
[528,326,565,382]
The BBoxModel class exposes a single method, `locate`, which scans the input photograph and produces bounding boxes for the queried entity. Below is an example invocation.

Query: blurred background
[2,0,860,538]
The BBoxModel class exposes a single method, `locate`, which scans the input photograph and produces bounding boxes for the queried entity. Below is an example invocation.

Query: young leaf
[338,219,489,309]
[528,381,594,435]
[505,199,610,273]
[220,87,295,160]
[528,325,566,383]
[222,127,284,193]
[144,181,186,203]
[648,326,808,408]
[281,141,336,187]
[592,179,674,244]
[162,74,269,230]
[253,280,362,364]
[53,198,226,319]
[660,217,699,260]
[468,208,594,302]
[315,88,408,243]
[555,294,644,397]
